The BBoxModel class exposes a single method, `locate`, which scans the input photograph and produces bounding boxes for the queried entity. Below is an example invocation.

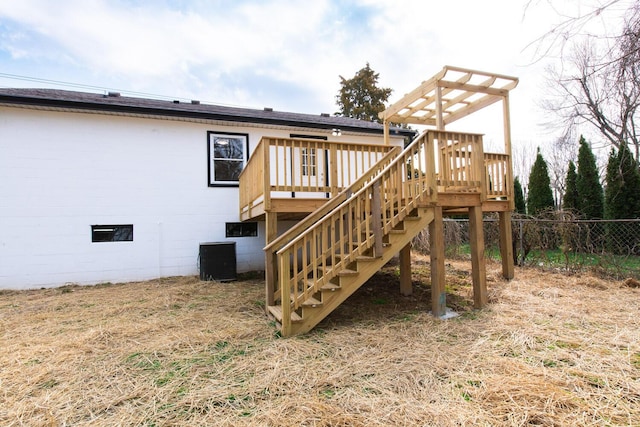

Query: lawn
[1,255,639,426]
[455,244,640,279]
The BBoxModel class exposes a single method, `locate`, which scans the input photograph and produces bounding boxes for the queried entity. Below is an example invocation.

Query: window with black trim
[91,225,133,242]
[226,222,258,237]
[208,131,249,186]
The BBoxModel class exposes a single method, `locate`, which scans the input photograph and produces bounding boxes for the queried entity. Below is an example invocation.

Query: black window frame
[207,131,249,187]
[225,222,258,238]
[91,224,134,242]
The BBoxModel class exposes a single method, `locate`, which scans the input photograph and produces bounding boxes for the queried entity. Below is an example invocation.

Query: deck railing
[432,131,484,193]
[267,132,438,332]
[239,137,396,220]
[263,145,401,307]
[261,130,513,331]
[484,152,511,200]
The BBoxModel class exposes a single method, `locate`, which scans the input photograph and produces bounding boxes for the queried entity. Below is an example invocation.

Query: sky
[0,0,633,174]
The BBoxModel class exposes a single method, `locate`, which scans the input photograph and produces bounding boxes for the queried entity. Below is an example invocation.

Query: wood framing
[249,65,519,336]
[399,244,412,296]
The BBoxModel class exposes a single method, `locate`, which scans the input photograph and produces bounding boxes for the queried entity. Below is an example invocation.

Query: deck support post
[265,212,278,312]
[469,205,487,308]
[429,206,446,317]
[498,211,515,279]
[399,243,412,296]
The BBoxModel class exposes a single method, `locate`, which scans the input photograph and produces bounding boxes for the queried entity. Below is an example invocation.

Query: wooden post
[475,135,487,202]
[435,86,444,131]
[263,140,271,212]
[429,206,446,317]
[469,205,487,308]
[329,144,339,197]
[399,243,412,296]
[371,181,383,257]
[502,94,515,211]
[426,132,438,203]
[280,251,291,337]
[383,120,390,145]
[264,212,278,311]
[499,211,515,279]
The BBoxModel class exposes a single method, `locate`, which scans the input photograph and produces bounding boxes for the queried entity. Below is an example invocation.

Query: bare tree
[512,142,538,196]
[547,134,578,208]
[536,1,640,162]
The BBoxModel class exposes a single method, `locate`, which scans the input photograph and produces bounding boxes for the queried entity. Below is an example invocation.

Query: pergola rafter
[379,65,519,129]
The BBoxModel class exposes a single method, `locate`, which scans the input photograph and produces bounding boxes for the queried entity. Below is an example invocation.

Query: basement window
[91,225,133,242]
[226,222,258,237]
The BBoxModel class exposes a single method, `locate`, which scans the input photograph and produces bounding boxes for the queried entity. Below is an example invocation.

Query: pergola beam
[379,65,518,127]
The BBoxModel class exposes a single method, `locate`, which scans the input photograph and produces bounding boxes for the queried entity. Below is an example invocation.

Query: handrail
[274,131,437,332]
[263,145,401,308]
[265,129,514,334]
[264,146,401,253]
[275,130,430,256]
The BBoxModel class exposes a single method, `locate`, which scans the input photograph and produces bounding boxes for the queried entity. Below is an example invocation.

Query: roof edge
[0,91,417,138]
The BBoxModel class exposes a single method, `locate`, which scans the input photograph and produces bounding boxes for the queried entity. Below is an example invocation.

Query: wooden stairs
[268,207,434,336]
[264,131,441,336]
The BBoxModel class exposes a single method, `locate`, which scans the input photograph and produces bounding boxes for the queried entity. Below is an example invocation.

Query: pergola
[380,64,518,136]
[379,66,521,308]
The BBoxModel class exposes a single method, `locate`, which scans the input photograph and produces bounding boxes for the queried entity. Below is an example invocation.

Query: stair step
[337,268,358,277]
[404,215,421,221]
[300,296,322,307]
[356,255,378,262]
[389,229,406,234]
[268,305,302,323]
[320,283,341,292]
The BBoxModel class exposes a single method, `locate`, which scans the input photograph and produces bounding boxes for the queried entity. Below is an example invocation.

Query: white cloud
[0,0,632,149]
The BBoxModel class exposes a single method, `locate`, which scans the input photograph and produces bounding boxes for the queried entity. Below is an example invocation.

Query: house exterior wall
[0,106,396,289]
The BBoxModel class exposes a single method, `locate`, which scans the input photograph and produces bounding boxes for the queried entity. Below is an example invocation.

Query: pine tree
[563,160,578,212]
[335,63,392,123]
[575,136,604,219]
[513,176,526,214]
[604,144,640,254]
[527,148,555,216]
[605,144,640,219]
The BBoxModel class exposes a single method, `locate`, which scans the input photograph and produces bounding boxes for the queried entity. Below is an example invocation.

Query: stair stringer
[288,207,435,336]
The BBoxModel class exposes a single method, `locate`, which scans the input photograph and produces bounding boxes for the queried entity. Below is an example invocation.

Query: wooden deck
[239,131,513,221]
[237,66,519,336]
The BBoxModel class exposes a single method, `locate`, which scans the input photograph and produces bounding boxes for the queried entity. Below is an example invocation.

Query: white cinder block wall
[0,107,392,289]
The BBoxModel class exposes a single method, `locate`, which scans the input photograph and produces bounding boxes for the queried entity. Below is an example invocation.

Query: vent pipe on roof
[264,107,273,112]
[173,100,180,104]
[191,100,200,105]
[320,113,330,117]
[107,91,121,97]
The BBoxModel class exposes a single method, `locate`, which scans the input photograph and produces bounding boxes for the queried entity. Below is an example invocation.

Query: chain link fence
[412,214,640,280]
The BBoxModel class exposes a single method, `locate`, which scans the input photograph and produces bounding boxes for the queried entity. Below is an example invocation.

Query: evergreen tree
[605,148,621,219]
[605,144,640,219]
[513,176,526,214]
[563,160,578,212]
[575,136,604,219]
[604,144,640,254]
[527,148,555,215]
[335,63,392,123]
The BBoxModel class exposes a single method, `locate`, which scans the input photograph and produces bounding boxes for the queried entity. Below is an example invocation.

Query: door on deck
[291,145,328,199]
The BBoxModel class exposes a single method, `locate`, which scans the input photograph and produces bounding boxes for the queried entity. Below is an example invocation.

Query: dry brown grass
[1,255,639,426]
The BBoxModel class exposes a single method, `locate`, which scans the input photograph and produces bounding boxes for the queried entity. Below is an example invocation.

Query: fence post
[518,219,524,267]
[499,211,514,279]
